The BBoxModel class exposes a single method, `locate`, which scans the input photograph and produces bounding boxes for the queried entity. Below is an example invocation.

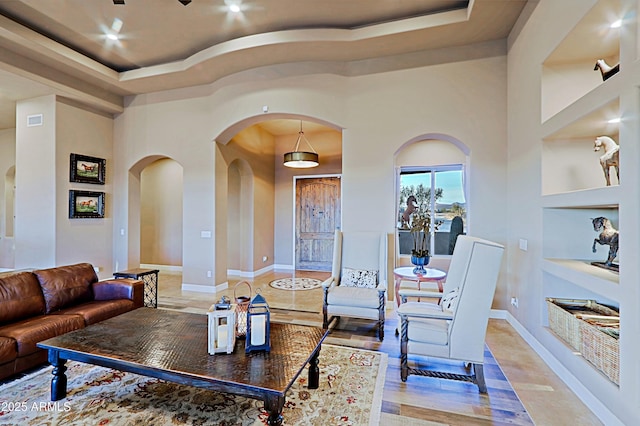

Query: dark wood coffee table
[37,308,328,426]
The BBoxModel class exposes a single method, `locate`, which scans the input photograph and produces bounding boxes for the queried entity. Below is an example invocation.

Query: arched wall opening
[214,113,343,280]
[227,158,254,274]
[4,166,15,238]
[393,133,470,272]
[127,155,185,274]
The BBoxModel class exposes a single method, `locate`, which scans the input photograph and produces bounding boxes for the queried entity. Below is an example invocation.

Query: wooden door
[295,177,341,271]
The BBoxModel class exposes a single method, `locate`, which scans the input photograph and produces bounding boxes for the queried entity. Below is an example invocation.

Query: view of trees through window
[398,166,467,256]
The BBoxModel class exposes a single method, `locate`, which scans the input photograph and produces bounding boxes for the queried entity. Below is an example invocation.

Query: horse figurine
[594,59,619,81]
[594,136,619,186]
[591,217,619,267]
[400,195,417,229]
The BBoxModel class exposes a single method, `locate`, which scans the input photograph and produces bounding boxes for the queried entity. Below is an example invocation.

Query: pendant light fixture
[283,121,319,168]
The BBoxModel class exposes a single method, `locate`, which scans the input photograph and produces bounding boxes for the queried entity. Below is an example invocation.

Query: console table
[113,268,159,308]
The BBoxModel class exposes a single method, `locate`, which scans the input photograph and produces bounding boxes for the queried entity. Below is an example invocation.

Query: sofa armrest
[93,278,144,308]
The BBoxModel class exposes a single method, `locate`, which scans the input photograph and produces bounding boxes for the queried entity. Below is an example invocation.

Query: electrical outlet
[262,256,268,262]
[510,297,519,308]
[207,270,212,278]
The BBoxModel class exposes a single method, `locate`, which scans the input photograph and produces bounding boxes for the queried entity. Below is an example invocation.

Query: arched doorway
[227,159,253,275]
[139,158,184,269]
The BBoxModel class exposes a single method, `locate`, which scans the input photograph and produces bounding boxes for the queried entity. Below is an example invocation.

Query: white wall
[508,0,636,423]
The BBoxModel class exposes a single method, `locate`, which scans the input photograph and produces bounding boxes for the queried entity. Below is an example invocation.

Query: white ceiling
[0,0,535,132]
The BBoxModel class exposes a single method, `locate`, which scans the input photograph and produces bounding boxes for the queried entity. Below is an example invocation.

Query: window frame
[396,163,467,258]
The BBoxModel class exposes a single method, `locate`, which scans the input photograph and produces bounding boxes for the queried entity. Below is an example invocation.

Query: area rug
[269,277,323,291]
[0,344,386,426]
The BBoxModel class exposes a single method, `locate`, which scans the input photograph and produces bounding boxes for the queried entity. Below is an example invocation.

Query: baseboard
[503,311,623,426]
[274,263,294,270]
[140,263,182,272]
[181,283,218,293]
[227,264,274,278]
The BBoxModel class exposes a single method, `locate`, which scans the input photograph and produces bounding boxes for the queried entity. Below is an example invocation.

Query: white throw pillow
[341,268,378,288]
[440,287,460,313]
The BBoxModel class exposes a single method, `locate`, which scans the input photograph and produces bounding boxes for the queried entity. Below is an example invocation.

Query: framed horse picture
[69,190,105,219]
[70,153,106,184]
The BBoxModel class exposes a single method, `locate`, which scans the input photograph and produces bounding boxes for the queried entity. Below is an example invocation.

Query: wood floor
[158,270,603,425]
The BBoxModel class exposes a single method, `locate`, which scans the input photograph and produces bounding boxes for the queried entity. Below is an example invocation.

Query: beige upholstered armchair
[397,235,504,392]
[322,230,387,341]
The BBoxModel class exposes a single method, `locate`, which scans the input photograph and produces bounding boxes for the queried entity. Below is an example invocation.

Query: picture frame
[69,190,105,219]
[69,153,105,185]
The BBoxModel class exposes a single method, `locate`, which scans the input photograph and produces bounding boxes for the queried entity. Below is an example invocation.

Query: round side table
[393,266,447,307]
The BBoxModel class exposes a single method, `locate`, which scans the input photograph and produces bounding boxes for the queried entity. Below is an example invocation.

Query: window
[397,165,466,256]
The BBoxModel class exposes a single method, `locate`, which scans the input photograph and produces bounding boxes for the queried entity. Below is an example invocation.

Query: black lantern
[245,290,271,353]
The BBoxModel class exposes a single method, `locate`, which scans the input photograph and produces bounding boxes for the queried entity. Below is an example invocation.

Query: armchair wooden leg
[474,363,487,394]
[322,288,329,328]
[400,316,408,382]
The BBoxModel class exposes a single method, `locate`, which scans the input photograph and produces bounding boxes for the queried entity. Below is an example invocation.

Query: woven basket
[545,298,618,351]
[579,317,620,385]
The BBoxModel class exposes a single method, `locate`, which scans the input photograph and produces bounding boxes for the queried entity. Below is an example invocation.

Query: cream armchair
[322,230,387,341]
[397,236,504,392]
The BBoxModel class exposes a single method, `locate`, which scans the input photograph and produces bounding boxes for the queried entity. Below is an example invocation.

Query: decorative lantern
[207,303,236,355]
[245,289,271,353]
[234,281,252,338]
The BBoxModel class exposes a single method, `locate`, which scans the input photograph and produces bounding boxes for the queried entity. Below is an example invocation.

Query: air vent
[26,114,43,127]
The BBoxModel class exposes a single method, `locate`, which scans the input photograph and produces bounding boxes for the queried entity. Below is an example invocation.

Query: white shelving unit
[539,0,625,398]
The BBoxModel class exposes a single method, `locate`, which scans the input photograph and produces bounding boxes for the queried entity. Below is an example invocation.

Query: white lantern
[207,304,236,355]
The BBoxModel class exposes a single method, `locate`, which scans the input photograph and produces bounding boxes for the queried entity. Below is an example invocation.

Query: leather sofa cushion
[0,314,85,356]
[53,300,136,326]
[34,263,97,314]
[0,336,17,364]
[0,272,46,324]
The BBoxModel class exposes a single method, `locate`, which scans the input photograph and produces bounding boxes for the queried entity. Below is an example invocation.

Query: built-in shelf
[542,258,619,301]
[542,186,620,208]
[541,0,620,122]
[541,326,620,390]
[542,98,620,195]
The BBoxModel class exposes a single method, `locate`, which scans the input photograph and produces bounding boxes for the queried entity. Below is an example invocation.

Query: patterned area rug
[0,344,386,426]
[269,277,323,291]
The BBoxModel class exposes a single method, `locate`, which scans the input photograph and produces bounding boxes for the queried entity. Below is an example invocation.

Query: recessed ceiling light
[229,4,241,13]
[608,117,621,124]
[610,19,622,28]
[107,33,119,41]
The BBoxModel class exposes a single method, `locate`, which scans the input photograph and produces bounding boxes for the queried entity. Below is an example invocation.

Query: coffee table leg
[308,346,321,389]
[264,394,285,426]
[48,350,68,401]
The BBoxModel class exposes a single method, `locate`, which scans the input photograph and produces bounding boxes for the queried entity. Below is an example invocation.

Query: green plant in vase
[409,209,440,274]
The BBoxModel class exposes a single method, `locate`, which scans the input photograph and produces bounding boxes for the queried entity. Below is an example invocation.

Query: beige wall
[114,55,508,297]
[55,100,114,277]
[217,125,275,277]
[0,128,15,268]
[15,96,57,268]
[140,158,183,266]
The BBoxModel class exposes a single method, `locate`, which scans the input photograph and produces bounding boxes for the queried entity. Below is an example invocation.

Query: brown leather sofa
[0,263,143,381]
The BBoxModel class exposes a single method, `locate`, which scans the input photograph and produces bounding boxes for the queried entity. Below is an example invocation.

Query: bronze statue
[592,217,618,267]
